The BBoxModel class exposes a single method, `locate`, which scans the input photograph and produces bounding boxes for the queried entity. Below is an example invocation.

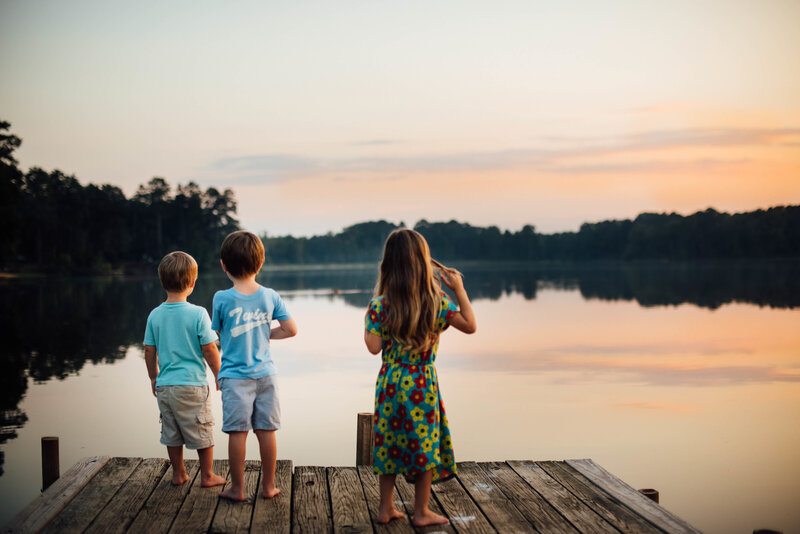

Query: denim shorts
[219,375,281,432]
[156,385,214,449]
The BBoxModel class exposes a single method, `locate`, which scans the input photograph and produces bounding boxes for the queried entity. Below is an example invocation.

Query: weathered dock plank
[251,460,293,534]
[431,476,496,533]
[210,460,261,534]
[456,462,536,533]
[2,455,110,534]
[356,465,416,534]
[85,458,169,534]
[566,459,702,534]
[41,457,142,534]
[292,466,333,533]
[328,467,373,534]
[539,461,662,534]
[6,458,702,534]
[508,460,618,534]
[481,462,578,534]
[128,460,200,534]
[168,459,229,534]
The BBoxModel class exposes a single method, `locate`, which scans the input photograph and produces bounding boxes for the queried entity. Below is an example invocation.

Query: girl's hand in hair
[439,267,465,293]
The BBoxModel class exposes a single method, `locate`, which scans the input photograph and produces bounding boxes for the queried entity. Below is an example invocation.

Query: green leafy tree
[133,177,172,260]
[0,121,23,267]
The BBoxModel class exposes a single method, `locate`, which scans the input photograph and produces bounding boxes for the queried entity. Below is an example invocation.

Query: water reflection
[261,260,800,310]
[0,276,150,475]
[1,259,798,476]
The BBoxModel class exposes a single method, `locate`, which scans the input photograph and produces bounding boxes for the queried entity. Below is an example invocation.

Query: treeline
[3,121,799,270]
[0,121,239,272]
[263,207,800,264]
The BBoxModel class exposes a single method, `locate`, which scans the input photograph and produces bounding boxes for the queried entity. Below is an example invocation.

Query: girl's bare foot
[412,509,449,527]
[377,507,405,524]
[201,473,228,487]
[171,472,190,486]
[262,486,281,499]
[218,486,245,501]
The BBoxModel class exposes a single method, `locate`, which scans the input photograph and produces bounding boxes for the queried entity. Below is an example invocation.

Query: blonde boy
[144,251,227,487]
[212,231,297,501]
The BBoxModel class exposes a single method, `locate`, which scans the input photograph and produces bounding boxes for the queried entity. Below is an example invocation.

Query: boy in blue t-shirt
[212,231,298,501]
[144,251,227,487]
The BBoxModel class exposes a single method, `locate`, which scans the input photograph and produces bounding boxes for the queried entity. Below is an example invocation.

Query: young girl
[364,228,477,527]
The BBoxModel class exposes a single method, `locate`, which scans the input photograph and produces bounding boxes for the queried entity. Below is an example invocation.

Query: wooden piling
[41,436,60,491]
[639,488,659,503]
[356,412,373,466]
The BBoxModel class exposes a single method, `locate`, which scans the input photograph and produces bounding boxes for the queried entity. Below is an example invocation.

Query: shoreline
[2,256,800,278]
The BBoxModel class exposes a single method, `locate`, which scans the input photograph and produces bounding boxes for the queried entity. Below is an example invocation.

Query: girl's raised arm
[440,268,477,334]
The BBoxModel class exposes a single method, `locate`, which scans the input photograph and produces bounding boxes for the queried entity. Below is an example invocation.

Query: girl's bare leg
[412,470,449,527]
[377,474,404,523]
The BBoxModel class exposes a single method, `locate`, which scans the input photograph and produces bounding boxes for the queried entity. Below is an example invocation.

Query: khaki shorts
[156,385,214,450]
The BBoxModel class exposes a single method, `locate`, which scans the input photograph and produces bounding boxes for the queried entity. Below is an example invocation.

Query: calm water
[1,261,799,533]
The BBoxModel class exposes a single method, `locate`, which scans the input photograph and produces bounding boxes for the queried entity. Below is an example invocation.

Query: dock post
[356,412,374,466]
[638,488,659,503]
[41,436,60,491]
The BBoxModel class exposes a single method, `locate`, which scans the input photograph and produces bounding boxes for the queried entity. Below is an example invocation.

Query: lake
[1,261,799,533]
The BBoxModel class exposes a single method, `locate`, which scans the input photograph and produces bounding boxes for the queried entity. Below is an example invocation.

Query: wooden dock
[3,457,701,533]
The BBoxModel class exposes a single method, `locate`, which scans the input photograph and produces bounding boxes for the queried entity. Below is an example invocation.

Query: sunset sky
[2,0,799,236]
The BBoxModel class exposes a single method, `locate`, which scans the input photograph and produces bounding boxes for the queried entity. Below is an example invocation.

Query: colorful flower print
[410,407,425,422]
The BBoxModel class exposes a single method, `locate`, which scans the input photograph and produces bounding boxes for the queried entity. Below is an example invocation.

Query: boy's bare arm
[270,318,298,340]
[201,342,221,390]
[144,345,158,397]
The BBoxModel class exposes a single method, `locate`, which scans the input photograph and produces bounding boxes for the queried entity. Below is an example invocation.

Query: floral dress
[365,293,458,484]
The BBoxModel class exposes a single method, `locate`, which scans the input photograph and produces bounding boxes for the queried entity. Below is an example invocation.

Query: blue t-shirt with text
[143,302,218,386]
[211,286,291,379]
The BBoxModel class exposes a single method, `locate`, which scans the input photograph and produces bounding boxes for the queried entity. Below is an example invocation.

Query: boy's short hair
[220,230,265,278]
[158,251,198,292]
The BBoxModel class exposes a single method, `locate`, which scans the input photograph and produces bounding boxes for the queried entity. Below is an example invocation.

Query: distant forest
[262,206,800,265]
[1,121,238,273]
[2,120,799,273]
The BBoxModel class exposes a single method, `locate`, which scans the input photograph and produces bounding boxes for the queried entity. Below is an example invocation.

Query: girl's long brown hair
[375,228,442,353]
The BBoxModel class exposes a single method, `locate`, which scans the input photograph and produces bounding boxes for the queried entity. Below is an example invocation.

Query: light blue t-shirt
[143,302,218,386]
[211,286,291,379]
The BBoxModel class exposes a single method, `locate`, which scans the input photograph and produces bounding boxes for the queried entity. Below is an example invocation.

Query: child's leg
[377,474,404,523]
[196,446,227,487]
[254,429,280,498]
[218,431,248,501]
[412,470,449,527]
[166,446,189,485]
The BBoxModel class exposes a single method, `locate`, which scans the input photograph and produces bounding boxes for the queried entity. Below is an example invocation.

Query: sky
[2,0,799,236]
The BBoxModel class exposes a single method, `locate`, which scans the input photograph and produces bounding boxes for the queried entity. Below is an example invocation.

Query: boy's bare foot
[262,486,281,499]
[171,472,190,486]
[412,509,449,527]
[201,473,228,488]
[218,486,246,501]
[377,507,405,524]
